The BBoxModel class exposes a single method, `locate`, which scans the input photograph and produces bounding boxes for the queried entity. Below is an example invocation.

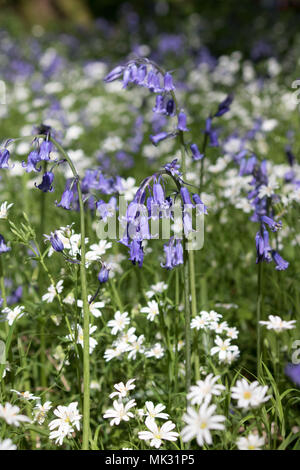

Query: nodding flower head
[255,229,271,263]
[39,140,52,161]
[0,149,11,169]
[35,171,54,192]
[22,150,42,173]
[104,65,125,83]
[164,72,175,92]
[261,215,282,232]
[57,187,74,210]
[129,240,144,267]
[272,250,289,271]
[0,234,10,254]
[214,94,234,117]
[98,264,110,284]
[177,111,189,132]
[150,131,173,146]
[190,143,204,161]
[161,237,183,270]
[45,232,64,252]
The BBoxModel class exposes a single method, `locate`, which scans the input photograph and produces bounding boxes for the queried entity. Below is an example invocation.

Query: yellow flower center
[243,391,252,399]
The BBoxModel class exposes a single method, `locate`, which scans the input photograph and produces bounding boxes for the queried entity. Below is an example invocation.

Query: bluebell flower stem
[257,262,263,378]
[49,137,90,450]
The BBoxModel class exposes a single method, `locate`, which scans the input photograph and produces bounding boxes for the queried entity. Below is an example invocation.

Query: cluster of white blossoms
[191,310,240,364]
[104,310,165,362]
[48,402,81,446]
[104,379,137,426]
[259,315,296,333]
[182,372,226,447]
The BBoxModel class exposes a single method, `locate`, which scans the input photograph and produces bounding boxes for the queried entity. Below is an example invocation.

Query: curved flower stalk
[104,58,209,393]
[0,131,92,450]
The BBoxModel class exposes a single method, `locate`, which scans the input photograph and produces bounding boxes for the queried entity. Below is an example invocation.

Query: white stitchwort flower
[11,389,39,401]
[67,324,98,354]
[107,311,130,335]
[145,282,168,298]
[138,417,179,448]
[77,297,105,318]
[0,402,31,427]
[231,379,271,409]
[0,438,17,450]
[145,343,165,359]
[144,401,169,420]
[49,402,81,445]
[42,280,64,303]
[181,403,226,447]
[103,399,136,426]
[210,336,239,361]
[236,432,265,450]
[187,374,226,405]
[2,305,25,326]
[109,379,136,399]
[0,201,13,219]
[259,315,296,332]
[191,312,210,330]
[33,401,52,425]
[141,300,159,321]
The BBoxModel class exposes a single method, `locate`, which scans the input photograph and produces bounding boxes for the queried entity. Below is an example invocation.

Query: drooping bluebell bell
[57,186,74,210]
[39,140,52,161]
[22,150,41,173]
[152,95,165,114]
[164,72,175,92]
[285,363,300,387]
[192,193,208,214]
[104,65,125,83]
[45,232,64,252]
[177,111,189,132]
[205,117,219,147]
[129,240,144,267]
[165,99,175,116]
[261,215,282,232]
[0,235,10,254]
[0,149,10,169]
[214,94,234,117]
[255,229,271,263]
[35,171,54,192]
[271,250,289,271]
[98,263,110,283]
[96,197,116,222]
[190,143,204,161]
[150,131,172,146]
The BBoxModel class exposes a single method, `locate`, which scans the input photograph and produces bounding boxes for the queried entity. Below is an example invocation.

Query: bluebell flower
[177,111,189,132]
[180,187,193,206]
[214,94,234,117]
[152,95,165,114]
[129,240,144,267]
[261,215,282,232]
[165,99,175,116]
[164,159,181,177]
[104,65,125,83]
[190,143,204,161]
[192,193,208,214]
[150,131,172,146]
[39,140,52,161]
[164,72,175,92]
[272,250,289,271]
[0,149,10,169]
[22,150,42,173]
[285,363,300,387]
[35,171,54,192]
[57,187,74,210]
[98,264,110,283]
[45,232,64,252]
[0,235,10,254]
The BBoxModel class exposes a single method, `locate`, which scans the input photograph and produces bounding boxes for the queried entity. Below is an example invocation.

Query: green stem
[49,137,90,450]
[257,262,263,378]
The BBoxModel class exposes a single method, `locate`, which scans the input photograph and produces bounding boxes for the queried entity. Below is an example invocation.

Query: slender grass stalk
[256,262,263,378]
[49,137,90,450]
[39,161,47,389]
